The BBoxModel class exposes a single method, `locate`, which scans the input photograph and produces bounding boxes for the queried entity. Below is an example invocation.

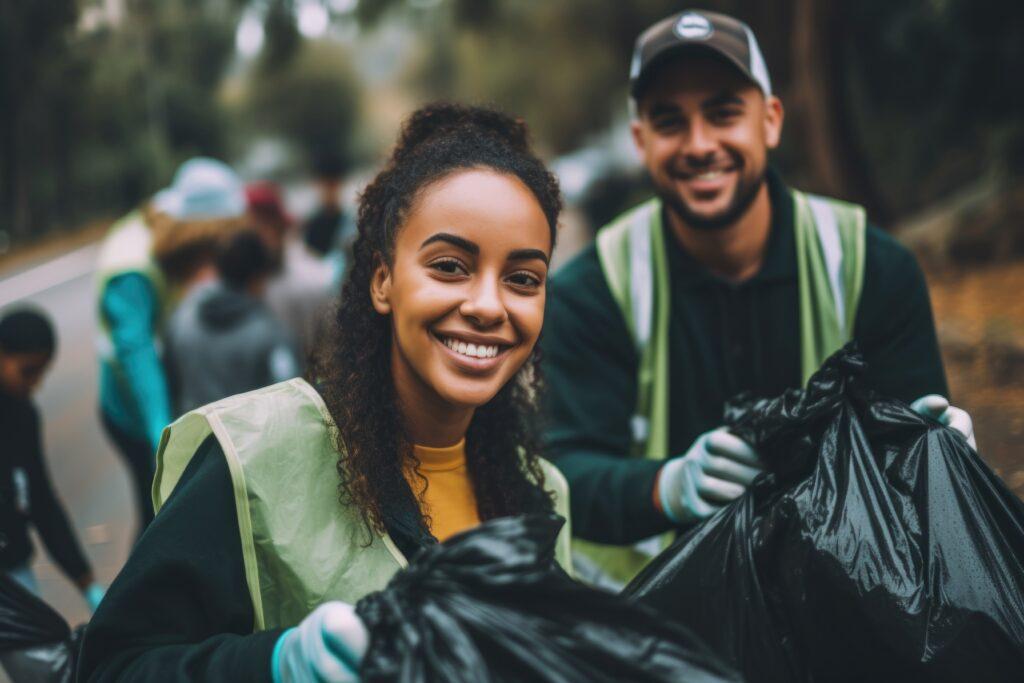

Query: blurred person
[302,153,349,257]
[0,308,105,612]
[250,181,337,366]
[165,229,299,416]
[95,157,249,534]
[245,181,289,274]
[542,10,976,584]
[79,103,569,683]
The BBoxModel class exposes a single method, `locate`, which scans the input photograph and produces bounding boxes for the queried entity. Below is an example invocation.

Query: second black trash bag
[0,574,81,683]
[624,345,1024,683]
[355,514,742,683]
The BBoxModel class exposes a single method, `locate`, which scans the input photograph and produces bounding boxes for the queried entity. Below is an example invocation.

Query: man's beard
[655,167,766,232]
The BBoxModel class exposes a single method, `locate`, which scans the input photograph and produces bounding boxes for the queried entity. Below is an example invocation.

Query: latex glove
[657,427,764,525]
[911,394,976,449]
[272,602,368,683]
[83,582,106,613]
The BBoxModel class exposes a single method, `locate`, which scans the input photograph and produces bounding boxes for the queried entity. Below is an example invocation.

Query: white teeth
[695,171,723,180]
[441,336,500,359]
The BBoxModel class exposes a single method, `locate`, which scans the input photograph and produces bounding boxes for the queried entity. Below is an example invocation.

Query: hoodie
[165,282,299,416]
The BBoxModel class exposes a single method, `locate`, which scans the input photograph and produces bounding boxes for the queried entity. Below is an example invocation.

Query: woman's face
[372,169,552,411]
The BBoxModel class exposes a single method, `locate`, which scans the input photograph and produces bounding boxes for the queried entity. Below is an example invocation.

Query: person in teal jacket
[96,157,249,533]
[541,10,975,584]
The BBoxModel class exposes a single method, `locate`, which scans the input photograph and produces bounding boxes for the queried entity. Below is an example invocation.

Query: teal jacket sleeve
[102,273,173,452]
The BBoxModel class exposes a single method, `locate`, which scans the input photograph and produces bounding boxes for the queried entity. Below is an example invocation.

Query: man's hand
[272,602,368,683]
[911,394,976,449]
[656,427,764,525]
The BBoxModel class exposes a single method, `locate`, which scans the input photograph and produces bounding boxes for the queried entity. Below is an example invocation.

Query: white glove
[657,427,764,525]
[272,602,369,683]
[911,394,976,449]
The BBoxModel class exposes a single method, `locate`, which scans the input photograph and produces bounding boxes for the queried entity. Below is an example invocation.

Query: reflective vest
[153,378,573,631]
[580,190,865,584]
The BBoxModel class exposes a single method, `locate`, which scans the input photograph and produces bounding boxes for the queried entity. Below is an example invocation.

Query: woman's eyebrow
[508,248,549,265]
[420,232,479,254]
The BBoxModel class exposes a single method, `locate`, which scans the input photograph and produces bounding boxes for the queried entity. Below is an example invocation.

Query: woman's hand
[272,602,369,683]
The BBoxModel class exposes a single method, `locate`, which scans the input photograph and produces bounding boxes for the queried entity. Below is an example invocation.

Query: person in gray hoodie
[165,230,299,416]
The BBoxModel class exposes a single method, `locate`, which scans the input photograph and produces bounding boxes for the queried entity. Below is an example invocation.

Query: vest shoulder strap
[791,189,867,381]
[596,198,660,350]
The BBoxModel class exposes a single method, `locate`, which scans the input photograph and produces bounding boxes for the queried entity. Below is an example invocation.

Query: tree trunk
[789,0,888,223]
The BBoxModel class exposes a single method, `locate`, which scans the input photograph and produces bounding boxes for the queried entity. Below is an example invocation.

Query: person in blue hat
[95,157,250,535]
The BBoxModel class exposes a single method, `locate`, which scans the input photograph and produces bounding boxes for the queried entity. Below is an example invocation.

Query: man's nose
[682,119,718,160]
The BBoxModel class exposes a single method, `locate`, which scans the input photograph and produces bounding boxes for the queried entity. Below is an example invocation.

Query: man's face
[631,53,783,230]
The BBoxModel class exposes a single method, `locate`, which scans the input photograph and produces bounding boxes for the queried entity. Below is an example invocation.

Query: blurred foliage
[236,38,364,175]
[365,0,1024,227]
[2,0,1023,248]
[1,0,245,240]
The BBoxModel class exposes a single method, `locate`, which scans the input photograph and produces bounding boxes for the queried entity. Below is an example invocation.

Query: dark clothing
[79,436,430,682]
[0,391,91,581]
[164,282,298,416]
[302,206,343,256]
[78,437,281,682]
[541,170,948,545]
[100,411,155,532]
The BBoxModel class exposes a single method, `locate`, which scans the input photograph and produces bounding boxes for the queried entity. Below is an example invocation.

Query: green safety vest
[153,377,573,631]
[581,190,865,584]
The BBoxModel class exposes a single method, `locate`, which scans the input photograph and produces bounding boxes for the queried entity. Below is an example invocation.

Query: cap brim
[630,43,760,100]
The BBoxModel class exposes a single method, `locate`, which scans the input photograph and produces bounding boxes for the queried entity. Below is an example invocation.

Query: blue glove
[272,602,368,683]
[911,394,976,449]
[657,427,764,525]
[84,582,106,613]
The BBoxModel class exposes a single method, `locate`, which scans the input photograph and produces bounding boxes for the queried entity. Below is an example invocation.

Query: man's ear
[630,115,646,157]
[370,255,392,315]
[764,95,784,150]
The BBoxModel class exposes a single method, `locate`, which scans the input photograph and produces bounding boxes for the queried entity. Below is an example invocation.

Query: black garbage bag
[624,345,1024,683]
[356,514,742,683]
[0,574,82,683]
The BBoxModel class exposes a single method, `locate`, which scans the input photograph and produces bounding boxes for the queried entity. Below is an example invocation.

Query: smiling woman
[322,103,562,539]
[77,104,569,683]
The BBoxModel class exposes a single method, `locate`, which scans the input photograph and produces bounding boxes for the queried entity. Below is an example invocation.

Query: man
[542,10,975,584]
[251,181,336,366]
[96,157,248,533]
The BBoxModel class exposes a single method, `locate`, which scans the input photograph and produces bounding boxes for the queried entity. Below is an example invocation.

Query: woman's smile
[432,330,515,374]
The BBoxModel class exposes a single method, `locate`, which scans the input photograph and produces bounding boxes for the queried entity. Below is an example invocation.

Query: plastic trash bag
[0,574,81,683]
[356,514,742,683]
[624,345,1024,683]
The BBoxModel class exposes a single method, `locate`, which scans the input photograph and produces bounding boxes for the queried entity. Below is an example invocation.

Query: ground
[925,261,1024,497]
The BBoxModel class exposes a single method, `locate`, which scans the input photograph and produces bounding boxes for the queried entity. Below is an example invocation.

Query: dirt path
[925,262,1024,497]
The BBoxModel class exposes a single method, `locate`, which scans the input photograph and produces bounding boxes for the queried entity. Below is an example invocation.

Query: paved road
[1,243,137,630]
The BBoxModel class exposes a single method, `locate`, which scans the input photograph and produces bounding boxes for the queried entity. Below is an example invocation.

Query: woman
[78,103,569,683]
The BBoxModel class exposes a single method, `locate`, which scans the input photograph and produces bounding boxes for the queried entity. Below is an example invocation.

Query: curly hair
[313,102,563,540]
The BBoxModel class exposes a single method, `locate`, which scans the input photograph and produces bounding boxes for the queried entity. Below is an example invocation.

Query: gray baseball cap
[629,10,772,100]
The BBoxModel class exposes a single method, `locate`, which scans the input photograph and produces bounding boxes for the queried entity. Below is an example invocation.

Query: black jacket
[0,390,90,581]
[540,170,948,545]
[78,436,430,682]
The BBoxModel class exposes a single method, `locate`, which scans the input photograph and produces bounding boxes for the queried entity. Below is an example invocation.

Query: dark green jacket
[541,170,948,545]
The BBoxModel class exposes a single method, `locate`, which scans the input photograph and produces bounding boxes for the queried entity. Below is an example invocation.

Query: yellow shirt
[406,439,481,542]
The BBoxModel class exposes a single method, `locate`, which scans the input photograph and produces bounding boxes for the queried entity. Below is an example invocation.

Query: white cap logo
[675,12,713,40]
